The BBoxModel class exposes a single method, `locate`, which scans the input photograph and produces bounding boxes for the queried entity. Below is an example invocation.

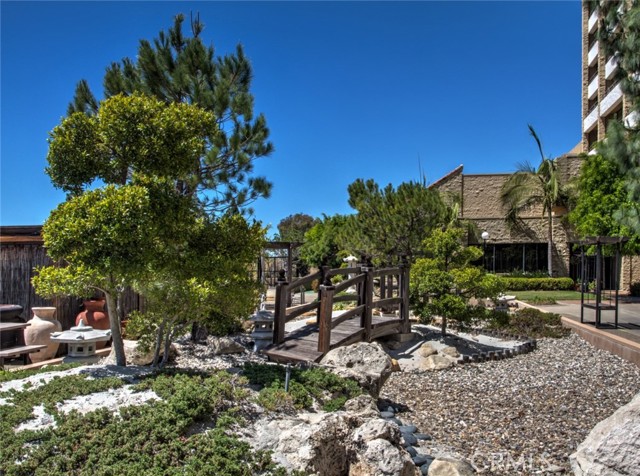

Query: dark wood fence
[1,226,143,331]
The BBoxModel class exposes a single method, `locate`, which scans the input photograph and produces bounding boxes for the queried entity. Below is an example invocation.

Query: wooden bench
[0,344,47,369]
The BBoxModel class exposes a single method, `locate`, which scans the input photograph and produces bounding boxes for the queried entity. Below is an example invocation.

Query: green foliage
[410,227,504,335]
[0,363,82,384]
[276,213,318,243]
[501,277,575,291]
[1,370,291,476]
[48,94,214,195]
[299,214,349,268]
[340,179,449,265]
[630,282,640,297]
[487,307,570,338]
[500,125,569,277]
[569,154,640,253]
[596,3,640,235]
[243,363,361,412]
[68,14,273,215]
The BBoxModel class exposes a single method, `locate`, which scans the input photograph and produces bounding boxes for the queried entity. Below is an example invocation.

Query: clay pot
[24,307,62,363]
[76,300,110,349]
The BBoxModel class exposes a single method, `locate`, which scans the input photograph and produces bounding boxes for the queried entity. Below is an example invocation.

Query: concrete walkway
[534,299,640,366]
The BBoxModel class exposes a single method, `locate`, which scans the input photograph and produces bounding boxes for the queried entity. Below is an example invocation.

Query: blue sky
[1,1,582,236]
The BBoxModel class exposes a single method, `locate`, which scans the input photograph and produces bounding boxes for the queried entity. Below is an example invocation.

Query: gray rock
[387,417,403,426]
[427,457,474,476]
[343,394,380,419]
[350,438,419,476]
[402,433,418,446]
[380,411,395,419]
[413,455,430,466]
[414,433,432,441]
[419,343,438,357]
[386,406,395,413]
[405,446,418,457]
[420,355,455,371]
[210,336,245,355]
[399,425,417,433]
[440,346,460,358]
[320,342,392,398]
[353,419,400,445]
[570,391,640,476]
[421,462,432,475]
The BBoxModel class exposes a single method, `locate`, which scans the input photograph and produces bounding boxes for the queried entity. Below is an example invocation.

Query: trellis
[579,236,627,328]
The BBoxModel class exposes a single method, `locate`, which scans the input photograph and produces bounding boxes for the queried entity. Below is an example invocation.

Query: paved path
[532,299,640,365]
[535,299,640,345]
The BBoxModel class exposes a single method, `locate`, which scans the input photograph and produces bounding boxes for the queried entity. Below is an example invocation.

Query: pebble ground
[381,333,640,475]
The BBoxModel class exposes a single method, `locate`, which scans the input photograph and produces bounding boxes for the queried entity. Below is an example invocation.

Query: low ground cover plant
[0,362,83,384]
[243,363,361,412]
[0,369,296,475]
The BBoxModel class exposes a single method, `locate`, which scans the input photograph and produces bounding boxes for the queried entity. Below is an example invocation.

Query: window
[482,243,548,274]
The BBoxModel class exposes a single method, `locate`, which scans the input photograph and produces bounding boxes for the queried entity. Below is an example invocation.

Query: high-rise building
[581,1,631,152]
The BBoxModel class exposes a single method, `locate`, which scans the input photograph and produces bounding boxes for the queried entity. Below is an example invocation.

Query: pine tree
[67,13,273,215]
[597,1,640,234]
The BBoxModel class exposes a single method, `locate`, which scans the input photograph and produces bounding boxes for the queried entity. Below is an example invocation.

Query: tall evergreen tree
[67,13,273,215]
[597,1,640,234]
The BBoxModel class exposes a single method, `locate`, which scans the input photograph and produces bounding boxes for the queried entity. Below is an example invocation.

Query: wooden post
[273,269,289,345]
[362,266,373,342]
[287,243,293,307]
[317,283,335,353]
[399,256,411,334]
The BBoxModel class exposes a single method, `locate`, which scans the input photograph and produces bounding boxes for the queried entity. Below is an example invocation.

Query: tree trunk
[441,315,447,337]
[547,210,554,277]
[105,291,127,366]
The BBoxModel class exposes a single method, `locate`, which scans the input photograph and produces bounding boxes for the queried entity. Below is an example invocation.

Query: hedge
[501,277,575,291]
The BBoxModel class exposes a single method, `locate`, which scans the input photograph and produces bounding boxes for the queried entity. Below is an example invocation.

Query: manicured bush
[488,307,570,338]
[501,277,575,291]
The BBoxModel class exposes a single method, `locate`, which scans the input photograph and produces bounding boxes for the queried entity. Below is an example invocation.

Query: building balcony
[600,82,623,116]
[588,41,599,67]
[605,56,618,80]
[589,7,599,34]
[588,75,599,99]
[583,106,599,133]
[625,111,639,128]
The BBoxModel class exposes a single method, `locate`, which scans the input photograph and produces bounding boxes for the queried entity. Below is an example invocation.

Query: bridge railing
[273,261,410,352]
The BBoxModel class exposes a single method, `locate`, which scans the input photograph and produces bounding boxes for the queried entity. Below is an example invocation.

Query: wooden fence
[1,226,143,331]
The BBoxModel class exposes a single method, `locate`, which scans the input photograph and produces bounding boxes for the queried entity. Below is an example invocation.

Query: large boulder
[570,391,640,475]
[420,355,455,371]
[428,457,475,476]
[247,396,415,476]
[320,342,392,398]
[210,336,245,355]
[350,438,418,476]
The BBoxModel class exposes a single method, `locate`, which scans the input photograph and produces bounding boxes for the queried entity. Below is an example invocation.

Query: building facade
[582,0,633,151]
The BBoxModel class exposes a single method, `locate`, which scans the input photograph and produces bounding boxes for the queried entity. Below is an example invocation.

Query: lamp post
[481,231,490,271]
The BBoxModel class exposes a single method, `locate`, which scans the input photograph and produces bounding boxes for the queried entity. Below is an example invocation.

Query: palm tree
[500,125,565,277]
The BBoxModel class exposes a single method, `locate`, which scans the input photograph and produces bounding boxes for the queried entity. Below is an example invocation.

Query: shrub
[501,277,574,291]
[630,281,640,297]
[243,363,361,412]
[487,307,570,338]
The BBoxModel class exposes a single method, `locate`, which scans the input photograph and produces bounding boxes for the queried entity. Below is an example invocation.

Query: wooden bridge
[263,262,411,363]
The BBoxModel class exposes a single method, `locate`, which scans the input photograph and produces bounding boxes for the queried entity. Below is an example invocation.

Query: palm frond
[528,124,546,161]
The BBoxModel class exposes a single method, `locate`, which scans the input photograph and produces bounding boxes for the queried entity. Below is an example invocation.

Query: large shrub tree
[340,179,449,265]
[34,94,265,366]
[410,228,502,336]
[569,154,640,253]
[67,13,273,215]
[299,214,348,269]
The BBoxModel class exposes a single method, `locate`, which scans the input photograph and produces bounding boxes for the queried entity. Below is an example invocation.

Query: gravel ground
[381,333,640,475]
